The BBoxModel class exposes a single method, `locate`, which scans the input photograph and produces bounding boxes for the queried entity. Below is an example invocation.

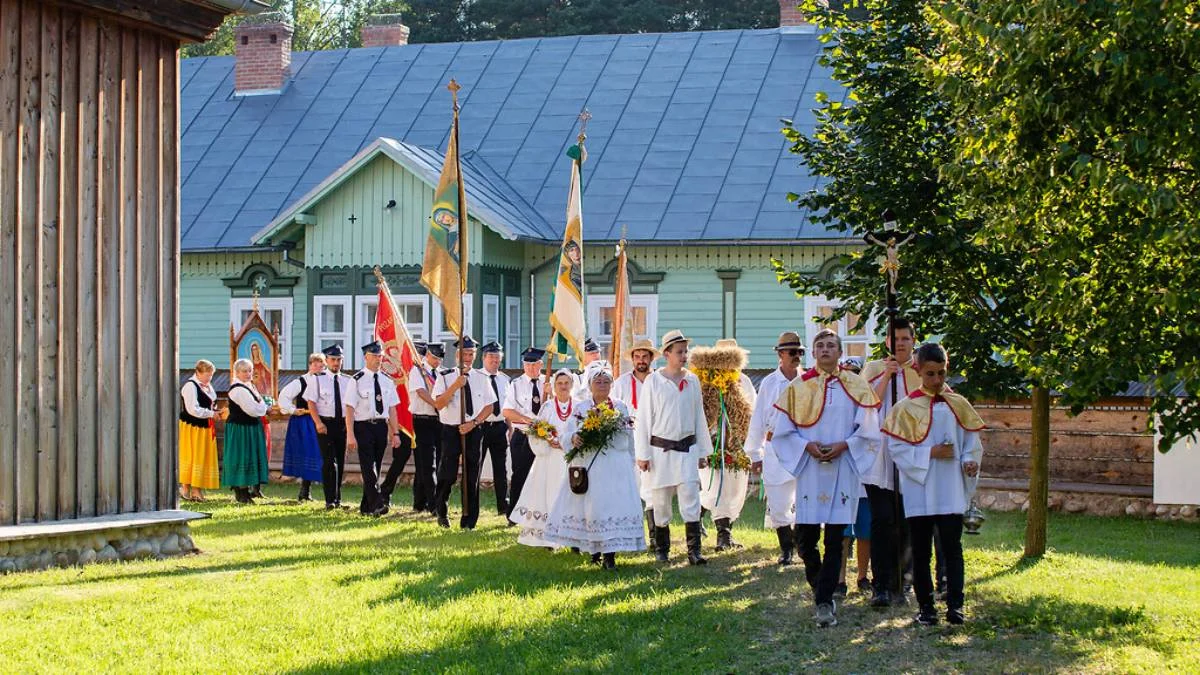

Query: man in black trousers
[308,344,353,510]
[347,341,400,517]
[380,341,443,513]
[475,341,512,516]
[431,336,496,529]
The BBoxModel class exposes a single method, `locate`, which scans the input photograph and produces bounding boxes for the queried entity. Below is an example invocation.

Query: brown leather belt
[650,434,696,452]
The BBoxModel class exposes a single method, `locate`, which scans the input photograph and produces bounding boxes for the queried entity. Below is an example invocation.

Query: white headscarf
[586,360,613,383]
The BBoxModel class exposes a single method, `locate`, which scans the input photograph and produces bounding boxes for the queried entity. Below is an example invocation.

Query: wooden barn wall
[0,0,180,524]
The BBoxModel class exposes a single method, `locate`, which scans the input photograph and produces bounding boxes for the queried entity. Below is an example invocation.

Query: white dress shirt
[611,370,650,415]
[228,380,270,418]
[304,369,354,418]
[277,374,316,415]
[633,369,714,489]
[432,368,498,425]
[744,368,795,486]
[475,368,511,423]
[502,373,544,433]
[407,362,439,417]
[350,367,400,422]
[890,403,983,517]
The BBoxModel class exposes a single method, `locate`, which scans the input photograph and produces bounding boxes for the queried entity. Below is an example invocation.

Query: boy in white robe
[771,329,881,627]
[746,331,805,565]
[634,330,713,565]
[882,343,984,626]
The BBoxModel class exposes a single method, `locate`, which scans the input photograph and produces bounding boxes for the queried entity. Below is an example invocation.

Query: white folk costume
[691,340,757,552]
[634,330,713,565]
[859,358,921,491]
[746,368,798,529]
[612,368,654,505]
[771,368,881,525]
[544,397,645,556]
[882,386,986,618]
[770,365,881,613]
[510,378,573,548]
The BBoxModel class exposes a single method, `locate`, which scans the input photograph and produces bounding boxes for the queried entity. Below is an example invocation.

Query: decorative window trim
[583,257,665,294]
[586,294,659,358]
[223,263,298,297]
[230,297,293,369]
[353,294,430,369]
[802,295,878,366]
[505,297,521,369]
[313,295,352,356]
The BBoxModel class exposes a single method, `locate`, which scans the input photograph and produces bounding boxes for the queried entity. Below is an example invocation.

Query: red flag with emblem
[374,275,418,441]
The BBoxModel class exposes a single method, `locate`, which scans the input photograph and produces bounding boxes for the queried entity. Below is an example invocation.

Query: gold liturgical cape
[861,358,922,398]
[773,367,880,427]
[881,388,986,444]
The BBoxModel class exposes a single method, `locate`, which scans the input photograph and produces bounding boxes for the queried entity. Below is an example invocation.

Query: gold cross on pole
[577,108,592,143]
[447,78,461,109]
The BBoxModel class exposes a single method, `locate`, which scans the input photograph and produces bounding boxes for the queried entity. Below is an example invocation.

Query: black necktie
[333,374,342,419]
[531,379,541,414]
[463,372,474,417]
[373,373,383,414]
[490,374,500,416]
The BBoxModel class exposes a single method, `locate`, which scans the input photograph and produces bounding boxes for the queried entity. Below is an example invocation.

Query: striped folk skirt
[221,420,270,488]
[281,414,324,482]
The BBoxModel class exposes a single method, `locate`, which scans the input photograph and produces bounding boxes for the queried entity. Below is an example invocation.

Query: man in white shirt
[634,330,713,565]
[611,338,659,550]
[431,335,498,530]
[747,332,804,565]
[476,341,512,516]
[306,344,354,510]
[501,347,546,525]
[382,340,441,513]
[347,341,402,517]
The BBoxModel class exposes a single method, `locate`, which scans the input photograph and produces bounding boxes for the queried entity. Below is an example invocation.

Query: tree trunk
[1024,385,1051,558]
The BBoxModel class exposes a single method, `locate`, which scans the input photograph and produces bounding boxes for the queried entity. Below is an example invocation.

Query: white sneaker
[815,603,838,627]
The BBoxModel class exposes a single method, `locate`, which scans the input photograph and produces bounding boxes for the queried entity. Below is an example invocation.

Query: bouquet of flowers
[564,402,633,462]
[527,419,558,442]
[708,448,752,473]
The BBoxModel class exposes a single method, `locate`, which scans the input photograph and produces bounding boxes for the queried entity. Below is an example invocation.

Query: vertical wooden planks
[57,6,80,520]
[118,27,137,513]
[96,17,120,515]
[135,33,159,511]
[0,0,20,525]
[17,0,42,523]
[159,38,180,510]
[75,13,99,517]
[37,2,61,521]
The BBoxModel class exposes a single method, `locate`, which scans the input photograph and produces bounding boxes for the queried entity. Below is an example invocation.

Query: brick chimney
[361,14,410,48]
[779,1,809,28]
[234,13,292,95]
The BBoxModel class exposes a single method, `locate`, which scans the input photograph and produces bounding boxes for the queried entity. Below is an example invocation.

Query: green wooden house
[179,11,876,373]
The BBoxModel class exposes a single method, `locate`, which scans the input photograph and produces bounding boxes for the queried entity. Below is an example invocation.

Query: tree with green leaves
[779,0,1198,558]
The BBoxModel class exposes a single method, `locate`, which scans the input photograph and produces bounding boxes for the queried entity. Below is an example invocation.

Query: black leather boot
[714,517,742,551]
[645,509,657,553]
[602,553,616,570]
[249,484,264,500]
[233,487,249,504]
[685,521,708,566]
[776,526,795,565]
[655,524,671,563]
[297,480,312,502]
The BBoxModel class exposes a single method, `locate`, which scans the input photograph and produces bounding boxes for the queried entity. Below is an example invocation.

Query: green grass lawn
[1,484,1197,674]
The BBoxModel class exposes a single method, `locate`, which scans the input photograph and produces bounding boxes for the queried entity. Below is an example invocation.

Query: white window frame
[431,292,474,343]
[586,294,658,359]
[482,294,500,344]
[312,295,352,357]
[802,295,878,367]
[354,294,430,369]
[504,297,521,368]
[230,297,293,369]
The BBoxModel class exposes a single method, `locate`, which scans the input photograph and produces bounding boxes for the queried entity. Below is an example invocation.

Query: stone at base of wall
[976,488,1198,521]
[0,522,199,575]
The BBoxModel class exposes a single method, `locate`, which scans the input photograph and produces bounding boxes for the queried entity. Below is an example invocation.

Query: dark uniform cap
[413,340,428,356]
[361,340,383,355]
[322,344,345,358]
[480,341,503,354]
[583,338,600,353]
[454,335,479,350]
[521,347,546,363]
[426,343,445,358]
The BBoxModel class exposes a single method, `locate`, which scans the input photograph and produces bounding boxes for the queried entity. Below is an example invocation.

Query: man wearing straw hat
[747,332,805,565]
[634,330,713,565]
[612,337,660,551]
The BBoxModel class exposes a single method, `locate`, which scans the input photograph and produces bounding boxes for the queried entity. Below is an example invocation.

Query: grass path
[1,484,1197,673]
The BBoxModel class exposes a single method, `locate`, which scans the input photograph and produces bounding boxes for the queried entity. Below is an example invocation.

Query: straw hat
[714,338,749,354]
[774,331,804,352]
[659,329,691,353]
[626,337,660,359]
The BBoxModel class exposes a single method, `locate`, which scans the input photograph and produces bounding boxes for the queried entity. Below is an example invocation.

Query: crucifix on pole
[863,207,914,598]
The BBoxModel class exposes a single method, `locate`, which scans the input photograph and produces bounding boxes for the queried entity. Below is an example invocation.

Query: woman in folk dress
[179,359,220,502]
[511,369,575,548]
[544,363,646,570]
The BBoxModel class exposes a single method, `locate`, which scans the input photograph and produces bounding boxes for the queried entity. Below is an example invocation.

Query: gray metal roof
[180,27,844,250]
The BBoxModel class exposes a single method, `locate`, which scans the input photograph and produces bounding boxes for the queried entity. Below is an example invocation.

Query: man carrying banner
[373,272,422,515]
[431,336,497,530]
[397,341,443,513]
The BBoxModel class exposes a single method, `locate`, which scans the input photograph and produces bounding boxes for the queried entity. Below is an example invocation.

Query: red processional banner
[375,285,419,441]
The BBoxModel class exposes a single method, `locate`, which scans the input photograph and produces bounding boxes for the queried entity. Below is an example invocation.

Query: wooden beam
[0,0,21,525]
[96,17,119,515]
[18,0,43,523]
[75,12,99,518]
[38,1,62,521]
[57,4,81,521]
[135,32,159,512]
[159,36,179,511]
[117,26,136,513]
[49,0,230,43]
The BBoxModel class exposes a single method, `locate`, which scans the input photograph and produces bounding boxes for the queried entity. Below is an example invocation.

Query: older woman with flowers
[510,369,575,548]
[544,362,646,570]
